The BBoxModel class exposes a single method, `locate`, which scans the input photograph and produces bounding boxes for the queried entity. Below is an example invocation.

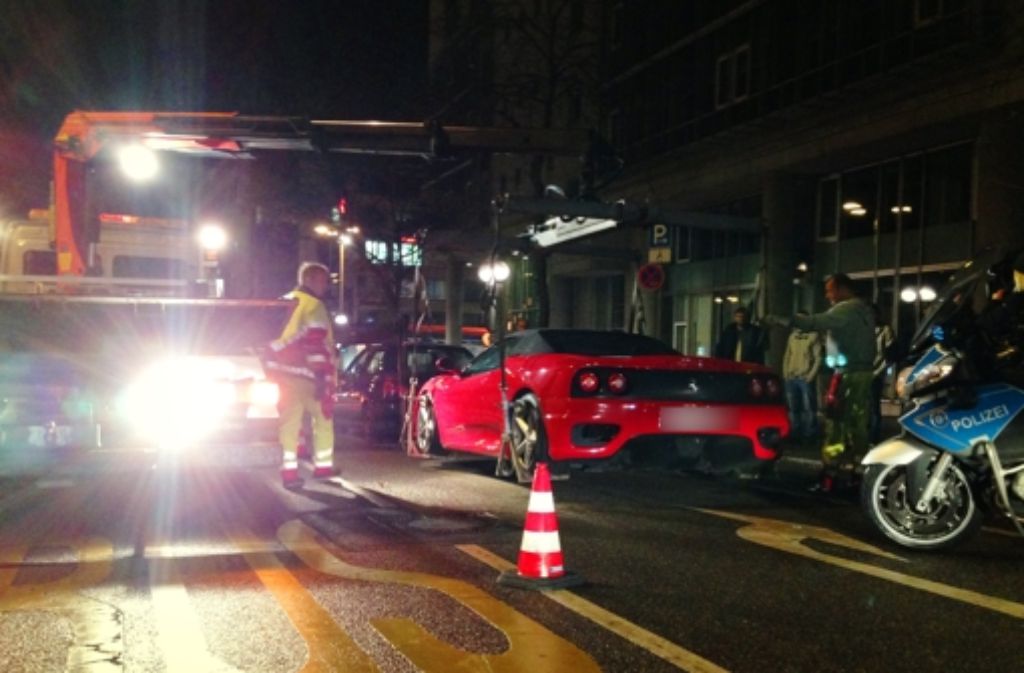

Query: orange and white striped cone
[498,462,584,590]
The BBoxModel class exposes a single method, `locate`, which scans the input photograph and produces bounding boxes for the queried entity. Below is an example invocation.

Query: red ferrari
[407,329,789,480]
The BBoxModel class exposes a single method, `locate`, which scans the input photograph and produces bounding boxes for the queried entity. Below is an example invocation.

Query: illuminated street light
[118,144,159,182]
[900,287,918,303]
[842,201,863,212]
[315,224,354,315]
[478,260,510,284]
[919,286,937,302]
[197,223,228,252]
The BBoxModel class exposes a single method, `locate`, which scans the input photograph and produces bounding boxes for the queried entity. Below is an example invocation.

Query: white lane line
[149,558,242,673]
[456,544,730,673]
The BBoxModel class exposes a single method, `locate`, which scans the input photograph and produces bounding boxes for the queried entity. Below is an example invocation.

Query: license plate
[660,407,737,432]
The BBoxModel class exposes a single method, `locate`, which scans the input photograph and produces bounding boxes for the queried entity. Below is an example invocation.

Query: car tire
[508,394,548,484]
[410,395,444,456]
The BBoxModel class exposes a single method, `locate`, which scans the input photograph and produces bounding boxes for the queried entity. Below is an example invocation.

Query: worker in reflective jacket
[266,262,336,488]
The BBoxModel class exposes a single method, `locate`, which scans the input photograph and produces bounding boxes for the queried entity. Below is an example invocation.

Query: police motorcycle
[861,247,1024,550]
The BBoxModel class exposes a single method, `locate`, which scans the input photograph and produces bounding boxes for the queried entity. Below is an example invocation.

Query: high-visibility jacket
[266,287,335,383]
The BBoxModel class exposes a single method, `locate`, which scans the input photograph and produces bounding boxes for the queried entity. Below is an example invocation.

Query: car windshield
[528,329,678,356]
[909,246,1007,351]
[404,344,472,378]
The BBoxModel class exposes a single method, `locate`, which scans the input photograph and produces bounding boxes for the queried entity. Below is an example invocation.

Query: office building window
[816,142,972,241]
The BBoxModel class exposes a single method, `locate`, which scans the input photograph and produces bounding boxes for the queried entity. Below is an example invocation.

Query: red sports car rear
[407,329,789,480]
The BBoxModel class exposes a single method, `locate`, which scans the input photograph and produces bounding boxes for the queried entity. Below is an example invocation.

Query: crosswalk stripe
[149,558,242,673]
[227,527,379,673]
[278,519,602,673]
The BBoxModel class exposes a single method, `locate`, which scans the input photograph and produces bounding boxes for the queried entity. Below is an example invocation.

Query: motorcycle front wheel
[861,461,982,550]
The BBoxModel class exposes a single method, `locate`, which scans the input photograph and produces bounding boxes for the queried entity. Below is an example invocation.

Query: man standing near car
[782,311,822,445]
[715,306,766,364]
[765,274,875,491]
[266,262,337,489]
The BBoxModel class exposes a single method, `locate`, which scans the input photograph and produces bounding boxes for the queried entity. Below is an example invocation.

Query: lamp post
[197,222,227,298]
[315,224,355,319]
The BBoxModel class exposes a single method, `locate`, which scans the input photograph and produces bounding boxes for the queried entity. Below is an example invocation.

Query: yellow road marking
[278,519,601,673]
[227,527,379,673]
[457,544,729,673]
[0,537,121,671]
[148,558,242,673]
[699,509,1024,620]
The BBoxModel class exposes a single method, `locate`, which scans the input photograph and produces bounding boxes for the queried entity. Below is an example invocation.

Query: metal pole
[338,238,346,316]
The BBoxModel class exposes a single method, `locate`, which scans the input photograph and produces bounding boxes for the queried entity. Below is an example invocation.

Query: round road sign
[637,263,665,291]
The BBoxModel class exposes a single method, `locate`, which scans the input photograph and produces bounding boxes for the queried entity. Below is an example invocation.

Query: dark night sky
[0,0,431,213]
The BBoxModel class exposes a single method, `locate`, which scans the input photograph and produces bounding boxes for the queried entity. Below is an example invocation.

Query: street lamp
[314,224,353,318]
[118,144,159,182]
[197,222,228,298]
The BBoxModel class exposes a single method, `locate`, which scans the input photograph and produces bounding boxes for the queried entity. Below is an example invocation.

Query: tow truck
[0,110,607,473]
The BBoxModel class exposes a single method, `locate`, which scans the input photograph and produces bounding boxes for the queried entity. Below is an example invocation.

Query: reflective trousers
[278,377,334,472]
[821,370,873,470]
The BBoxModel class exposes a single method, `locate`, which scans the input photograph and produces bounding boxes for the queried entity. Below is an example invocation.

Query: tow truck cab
[0,213,196,294]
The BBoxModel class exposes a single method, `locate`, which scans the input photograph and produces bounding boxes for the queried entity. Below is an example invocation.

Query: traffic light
[331,197,348,224]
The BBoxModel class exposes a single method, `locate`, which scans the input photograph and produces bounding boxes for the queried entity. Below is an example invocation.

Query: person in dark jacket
[765,274,875,492]
[714,306,766,364]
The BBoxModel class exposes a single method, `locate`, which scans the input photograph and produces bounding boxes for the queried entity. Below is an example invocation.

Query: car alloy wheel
[509,394,547,483]
[412,396,443,456]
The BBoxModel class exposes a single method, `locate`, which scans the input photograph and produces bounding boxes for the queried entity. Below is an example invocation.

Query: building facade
[428,0,1024,360]
[604,0,1024,363]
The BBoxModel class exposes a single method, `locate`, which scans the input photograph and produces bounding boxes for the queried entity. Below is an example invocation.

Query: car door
[434,343,509,454]
[333,346,378,424]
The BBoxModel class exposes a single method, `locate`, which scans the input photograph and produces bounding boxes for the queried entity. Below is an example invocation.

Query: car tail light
[766,377,781,398]
[607,372,628,395]
[577,371,600,394]
[382,377,400,399]
[248,380,280,407]
[749,378,764,397]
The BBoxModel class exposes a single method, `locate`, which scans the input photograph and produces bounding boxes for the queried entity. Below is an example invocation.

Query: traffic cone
[498,462,585,590]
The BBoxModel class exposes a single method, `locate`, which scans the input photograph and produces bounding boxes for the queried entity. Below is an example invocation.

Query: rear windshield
[0,300,291,356]
[404,345,472,378]
[536,330,678,356]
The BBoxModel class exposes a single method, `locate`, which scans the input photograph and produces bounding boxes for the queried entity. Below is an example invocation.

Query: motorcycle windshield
[909,246,1006,352]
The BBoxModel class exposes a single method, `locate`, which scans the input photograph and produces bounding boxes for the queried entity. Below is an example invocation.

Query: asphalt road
[0,435,1021,673]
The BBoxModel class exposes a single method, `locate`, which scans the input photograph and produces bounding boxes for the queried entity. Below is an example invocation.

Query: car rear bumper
[542,398,789,463]
[0,418,281,472]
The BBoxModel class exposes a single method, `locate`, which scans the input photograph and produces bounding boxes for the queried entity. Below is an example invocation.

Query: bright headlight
[119,359,238,449]
[894,365,914,399]
[899,354,958,399]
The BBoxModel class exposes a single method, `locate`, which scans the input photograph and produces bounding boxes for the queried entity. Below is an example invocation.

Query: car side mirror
[434,356,460,374]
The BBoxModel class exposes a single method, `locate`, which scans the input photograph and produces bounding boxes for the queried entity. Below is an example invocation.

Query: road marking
[982,526,1019,538]
[149,558,242,673]
[278,519,601,673]
[0,536,122,671]
[227,526,379,673]
[699,509,1024,620]
[457,544,729,673]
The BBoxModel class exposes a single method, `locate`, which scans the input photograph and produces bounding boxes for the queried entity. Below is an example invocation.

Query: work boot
[312,465,338,480]
[281,467,304,490]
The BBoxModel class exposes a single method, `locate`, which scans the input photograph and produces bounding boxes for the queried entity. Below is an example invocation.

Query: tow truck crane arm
[52,110,602,275]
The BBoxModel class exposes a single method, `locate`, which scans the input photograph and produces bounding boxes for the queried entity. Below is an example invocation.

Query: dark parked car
[334,340,474,440]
